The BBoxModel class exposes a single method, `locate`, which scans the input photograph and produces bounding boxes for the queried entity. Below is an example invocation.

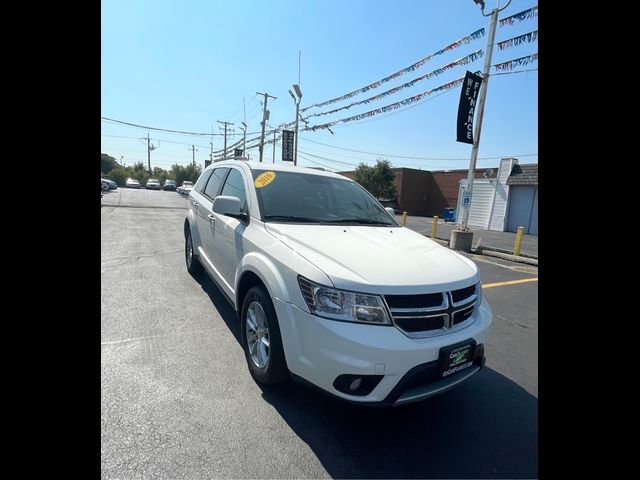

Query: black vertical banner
[282,130,294,161]
[456,71,483,144]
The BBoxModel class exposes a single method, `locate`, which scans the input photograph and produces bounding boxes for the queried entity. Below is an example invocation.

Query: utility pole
[257,91,277,162]
[272,130,277,163]
[189,145,198,167]
[209,126,214,164]
[217,121,234,158]
[451,0,511,252]
[146,132,156,173]
[459,0,510,232]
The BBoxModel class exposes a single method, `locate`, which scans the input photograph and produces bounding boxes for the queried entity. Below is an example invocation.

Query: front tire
[185,227,203,275]
[241,286,288,385]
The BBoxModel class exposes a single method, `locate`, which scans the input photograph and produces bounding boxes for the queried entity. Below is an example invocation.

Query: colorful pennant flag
[303,71,482,132]
[493,53,538,71]
[300,28,485,112]
[499,6,538,27]
[303,50,484,120]
[497,30,538,50]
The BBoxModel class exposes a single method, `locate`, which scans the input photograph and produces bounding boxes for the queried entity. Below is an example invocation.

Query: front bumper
[273,297,492,406]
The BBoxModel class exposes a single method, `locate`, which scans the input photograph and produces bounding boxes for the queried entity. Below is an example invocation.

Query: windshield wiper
[264,215,324,223]
[323,218,392,225]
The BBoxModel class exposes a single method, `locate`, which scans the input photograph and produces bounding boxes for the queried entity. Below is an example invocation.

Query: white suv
[184,160,492,406]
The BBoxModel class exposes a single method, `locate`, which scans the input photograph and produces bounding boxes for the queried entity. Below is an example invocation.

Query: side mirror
[212,195,247,221]
[385,207,396,217]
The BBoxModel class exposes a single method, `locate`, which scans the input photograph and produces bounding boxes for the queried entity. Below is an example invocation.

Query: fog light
[333,374,384,396]
[349,378,363,391]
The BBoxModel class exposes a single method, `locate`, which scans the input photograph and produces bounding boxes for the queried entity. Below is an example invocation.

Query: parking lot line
[482,278,538,289]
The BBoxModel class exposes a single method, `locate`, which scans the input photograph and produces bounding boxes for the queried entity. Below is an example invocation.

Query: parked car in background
[163,179,177,191]
[126,178,140,189]
[177,181,194,197]
[102,178,117,190]
[146,178,161,190]
[183,160,492,407]
[101,179,110,192]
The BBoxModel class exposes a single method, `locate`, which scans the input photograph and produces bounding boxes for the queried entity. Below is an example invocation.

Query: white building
[455,158,538,235]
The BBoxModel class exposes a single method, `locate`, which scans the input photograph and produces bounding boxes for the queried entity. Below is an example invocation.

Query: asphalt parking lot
[101,188,538,479]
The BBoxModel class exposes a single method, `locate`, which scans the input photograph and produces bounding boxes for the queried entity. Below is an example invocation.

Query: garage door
[506,186,538,234]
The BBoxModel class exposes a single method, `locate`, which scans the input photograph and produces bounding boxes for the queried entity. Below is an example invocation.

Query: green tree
[170,163,202,185]
[150,167,169,185]
[101,153,119,174]
[353,158,396,200]
[109,166,129,187]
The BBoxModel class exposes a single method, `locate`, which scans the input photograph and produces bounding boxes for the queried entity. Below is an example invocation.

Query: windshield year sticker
[255,171,277,188]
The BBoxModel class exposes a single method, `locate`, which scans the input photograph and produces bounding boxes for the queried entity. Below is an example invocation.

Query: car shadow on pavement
[259,369,538,479]
[191,270,242,345]
[191,272,537,478]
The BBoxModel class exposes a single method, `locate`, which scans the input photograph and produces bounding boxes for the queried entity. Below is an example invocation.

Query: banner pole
[459,5,499,231]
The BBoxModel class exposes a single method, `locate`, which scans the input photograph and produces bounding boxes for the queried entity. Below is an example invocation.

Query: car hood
[264,223,479,294]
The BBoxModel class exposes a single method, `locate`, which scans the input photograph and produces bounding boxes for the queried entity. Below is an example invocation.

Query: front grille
[384,283,479,337]
[451,285,477,304]
[393,314,446,332]
[453,305,474,325]
[385,293,444,309]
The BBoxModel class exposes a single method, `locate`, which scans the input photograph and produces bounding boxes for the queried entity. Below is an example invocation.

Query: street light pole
[459,0,511,232]
[241,122,247,157]
[290,84,302,166]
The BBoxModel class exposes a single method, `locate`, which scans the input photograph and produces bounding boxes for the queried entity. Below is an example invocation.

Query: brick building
[339,166,494,217]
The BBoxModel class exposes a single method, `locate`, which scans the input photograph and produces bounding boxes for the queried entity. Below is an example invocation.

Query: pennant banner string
[499,6,538,27]
[304,50,484,121]
[300,28,486,113]
[497,30,538,50]
[303,71,482,132]
[493,53,538,71]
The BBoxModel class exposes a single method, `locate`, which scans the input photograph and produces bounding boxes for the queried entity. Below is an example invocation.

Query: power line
[101,116,224,136]
[298,136,537,161]
[101,134,211,149]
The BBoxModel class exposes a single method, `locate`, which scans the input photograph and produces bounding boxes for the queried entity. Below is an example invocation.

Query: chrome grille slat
[384,283,479,338]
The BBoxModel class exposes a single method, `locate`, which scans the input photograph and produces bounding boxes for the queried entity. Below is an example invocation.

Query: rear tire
[185,227,203,275]
[241,286,288,385]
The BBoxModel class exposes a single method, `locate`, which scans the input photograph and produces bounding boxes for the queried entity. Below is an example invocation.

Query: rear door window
[194,170,213,194]
[220,169,248,213]
[203,168,230,200]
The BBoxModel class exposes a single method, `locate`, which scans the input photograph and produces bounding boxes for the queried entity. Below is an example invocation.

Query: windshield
[183,181,193,186]
[252,170,397,226]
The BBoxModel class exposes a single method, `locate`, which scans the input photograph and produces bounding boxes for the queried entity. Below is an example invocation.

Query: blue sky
[101,0,537,172]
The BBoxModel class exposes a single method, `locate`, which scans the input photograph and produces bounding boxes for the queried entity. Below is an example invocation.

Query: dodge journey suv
[184,160,492,406]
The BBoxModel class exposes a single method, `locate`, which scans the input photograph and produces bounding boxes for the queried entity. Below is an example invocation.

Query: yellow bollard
[402,211,407,226]
[431,216,438,239]
[513,226,524,256]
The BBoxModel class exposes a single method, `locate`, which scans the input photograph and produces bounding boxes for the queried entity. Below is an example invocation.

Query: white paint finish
[186,160,493,402]
[273,297,493,402]
[264,223,479,294]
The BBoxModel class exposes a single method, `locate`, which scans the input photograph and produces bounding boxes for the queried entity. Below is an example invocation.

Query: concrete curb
[429,236,538,266]
[474,244,538,260]
[475,249,538,266]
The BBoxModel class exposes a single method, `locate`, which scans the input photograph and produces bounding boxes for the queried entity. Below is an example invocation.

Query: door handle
[193,202,199,209]
[208,214,216,223]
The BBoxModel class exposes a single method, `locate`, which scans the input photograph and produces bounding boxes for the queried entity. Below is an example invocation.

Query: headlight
[298,276,391,325]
